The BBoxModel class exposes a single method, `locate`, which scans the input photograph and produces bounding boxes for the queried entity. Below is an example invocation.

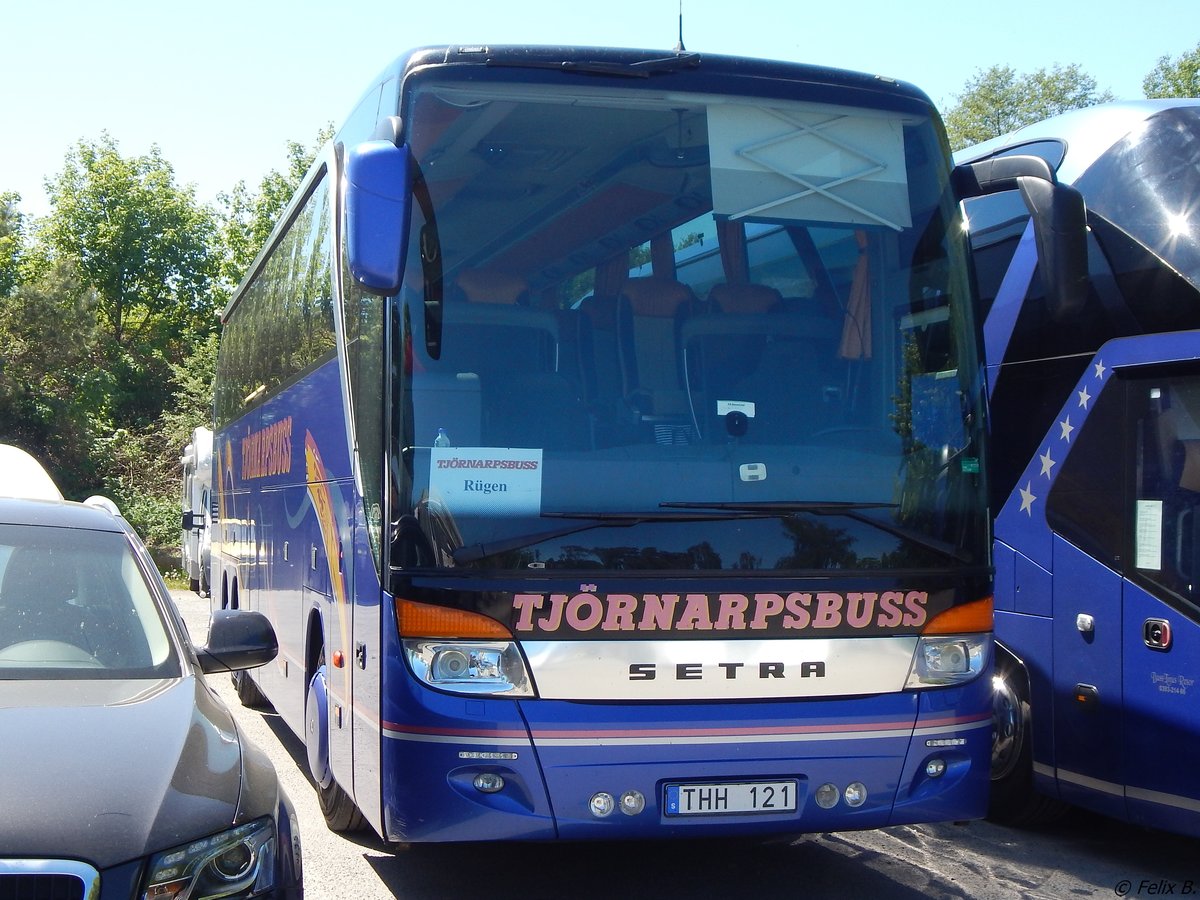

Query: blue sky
[3,0,1196,217]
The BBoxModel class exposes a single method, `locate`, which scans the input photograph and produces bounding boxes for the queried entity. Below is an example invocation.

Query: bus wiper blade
[486,53,700,79]
[660,501,969,562]
[452,513,663,565]
[451,508,755,565]
[660,501,899,512]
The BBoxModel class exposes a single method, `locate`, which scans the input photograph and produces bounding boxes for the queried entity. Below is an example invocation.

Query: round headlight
[211,843,255,881]
[432,648,470,680]
[814,783,840,809]
[589,792,616,817]
[620,790,646,816]
[844,782,868,808]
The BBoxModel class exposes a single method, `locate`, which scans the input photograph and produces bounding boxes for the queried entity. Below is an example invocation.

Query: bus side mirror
[953,154,1088,319]
[345,139,412,295]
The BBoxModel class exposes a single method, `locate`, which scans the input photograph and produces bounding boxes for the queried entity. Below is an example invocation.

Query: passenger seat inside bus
[616,276,698,427]
[682,282,840,443]
[436,270,589,449]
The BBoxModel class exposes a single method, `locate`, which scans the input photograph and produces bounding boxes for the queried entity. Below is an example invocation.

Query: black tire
[318,776,368,833]
[232,669,272,710]
[989,657,1070,826]
[309,647,368,834]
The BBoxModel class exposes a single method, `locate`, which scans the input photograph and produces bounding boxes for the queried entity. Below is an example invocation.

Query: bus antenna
[675,1,686,52]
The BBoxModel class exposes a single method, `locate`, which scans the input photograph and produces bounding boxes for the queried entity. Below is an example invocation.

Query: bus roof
[956,99,1200,185]
[345,44,937,139]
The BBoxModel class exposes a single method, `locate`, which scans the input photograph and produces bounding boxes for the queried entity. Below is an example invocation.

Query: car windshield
[389,74,987,573]
[0,524,179,678]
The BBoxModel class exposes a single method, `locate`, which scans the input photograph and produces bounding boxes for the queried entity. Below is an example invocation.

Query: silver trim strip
[1036,764,1200,815]
[522,637,919,701]
[527,727,916,748]
[383,714,990,749]
[0,859,99,900]
[1056,767,1125,797]
[1127,785,1200,815]
[382,729,529,746]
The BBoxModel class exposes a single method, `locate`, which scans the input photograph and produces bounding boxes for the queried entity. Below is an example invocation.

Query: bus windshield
[390,74,986,573]
[1075,105,1200,294]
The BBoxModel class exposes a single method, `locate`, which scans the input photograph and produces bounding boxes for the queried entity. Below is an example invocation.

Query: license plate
[664,780,797,816]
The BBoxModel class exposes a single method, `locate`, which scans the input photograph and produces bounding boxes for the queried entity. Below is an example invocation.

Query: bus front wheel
[989,658,1069,826]
[305,651,367,833]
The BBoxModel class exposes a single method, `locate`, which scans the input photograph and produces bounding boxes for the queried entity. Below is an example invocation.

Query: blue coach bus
[960,99,1200,836]
[210,44,1080,843]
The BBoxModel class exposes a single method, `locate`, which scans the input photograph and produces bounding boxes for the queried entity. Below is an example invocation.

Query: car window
[0,524,180,678]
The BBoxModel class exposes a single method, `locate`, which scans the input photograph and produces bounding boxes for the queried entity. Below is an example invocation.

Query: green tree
[217,125,334,287]
[0,192,24,298]
[41,134,223,443]
[44,134,220,349]
[1143,42,1200,98]
[943,64,1115,150]
[0,258,102,496]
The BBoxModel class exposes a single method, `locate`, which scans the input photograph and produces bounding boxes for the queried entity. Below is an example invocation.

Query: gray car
[0,490,303,900]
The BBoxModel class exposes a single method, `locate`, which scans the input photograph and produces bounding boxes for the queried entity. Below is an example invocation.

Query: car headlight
[142,816,275,899]
[404,640,533,696]
[904,634,989,688]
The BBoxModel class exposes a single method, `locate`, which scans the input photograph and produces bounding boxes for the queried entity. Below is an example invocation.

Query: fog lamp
[844,782,867,807]
[620,790,646,816]
[814,783,840,809]
[589,792,616,817]
[473,773,505,794]
[925,758,947,778]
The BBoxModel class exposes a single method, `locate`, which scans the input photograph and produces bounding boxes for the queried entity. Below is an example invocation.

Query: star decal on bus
[1019,482,1037,515]
[1077,385,1092,409]
[1039,449,1056,478]
[1094,359,1106,379]
[1059,416,1075,442]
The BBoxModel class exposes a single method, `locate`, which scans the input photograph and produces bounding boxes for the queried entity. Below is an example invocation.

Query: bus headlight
[405,640,534,696]
[904,634,989,688]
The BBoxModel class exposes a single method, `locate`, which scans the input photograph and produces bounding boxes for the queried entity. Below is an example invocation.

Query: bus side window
[1136,375,1200,609]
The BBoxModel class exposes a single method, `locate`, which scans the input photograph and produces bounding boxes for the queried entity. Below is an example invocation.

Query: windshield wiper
[661,501,898,513]
[450,507,763,565]
[485,53,700,79]
[660,500,970,563]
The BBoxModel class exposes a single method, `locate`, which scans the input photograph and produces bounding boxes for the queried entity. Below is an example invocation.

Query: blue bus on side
[209,44,1079,843]
[960,100,1200,836]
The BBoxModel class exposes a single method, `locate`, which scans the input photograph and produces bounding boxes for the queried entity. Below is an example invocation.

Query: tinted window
[1077,107,1200,296]
[0,525,179,678]
[388,76,988,574]
[1127,370,1200,616]
[1046,375,1126,568]
[216,173,335,426]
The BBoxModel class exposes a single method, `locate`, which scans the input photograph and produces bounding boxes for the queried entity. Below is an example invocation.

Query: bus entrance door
[1050,537,1127,821]
[1121,578,1200,834]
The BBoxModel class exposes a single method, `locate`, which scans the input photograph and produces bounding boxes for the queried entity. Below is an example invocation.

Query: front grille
[0,861,98,900]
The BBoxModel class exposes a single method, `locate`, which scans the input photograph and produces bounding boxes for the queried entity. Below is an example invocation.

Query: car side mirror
[196,609,279,674]
[953,154,1088,320]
